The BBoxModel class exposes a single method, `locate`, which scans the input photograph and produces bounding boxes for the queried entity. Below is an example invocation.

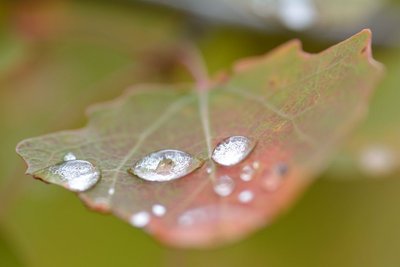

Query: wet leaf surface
[16,30,382,247]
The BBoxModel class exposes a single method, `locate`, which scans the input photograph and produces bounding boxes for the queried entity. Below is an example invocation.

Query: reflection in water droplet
[238,190,254,203]
[37,158,101,192]
[130,149,203,182]
[152,204,167,217]
[213,175,235,197]
[212,136,255,166]
[240,165,254,182]
[63,152,77,161]
[130,211,150,228]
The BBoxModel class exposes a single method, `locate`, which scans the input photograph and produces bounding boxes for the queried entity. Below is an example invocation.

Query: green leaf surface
[16,30,382,248]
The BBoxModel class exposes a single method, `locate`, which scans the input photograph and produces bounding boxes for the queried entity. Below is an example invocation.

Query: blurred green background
[1,1,400,266]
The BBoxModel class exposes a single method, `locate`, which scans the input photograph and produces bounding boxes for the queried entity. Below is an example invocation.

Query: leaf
[329,48,400,178]
[16,30,383,248]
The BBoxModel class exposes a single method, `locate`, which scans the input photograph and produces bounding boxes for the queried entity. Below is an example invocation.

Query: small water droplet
[238,190,254,203]
[262,176,282,191]
[130,211,150,228]
[206,167,212,174]
[152,204,166,217]
[108,188,115,195]
[240,165,254,182]
[213,175,235,197]
[130,149,203,182]
[36,158,101,192]
[178,207,208,226]
[261,164,288,191]
[63,152,77,161]
[276,163,288,176]
[252,161,260,169]
[212,136,256,166]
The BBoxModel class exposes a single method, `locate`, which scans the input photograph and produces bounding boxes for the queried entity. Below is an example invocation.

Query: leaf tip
[357,29,385,72]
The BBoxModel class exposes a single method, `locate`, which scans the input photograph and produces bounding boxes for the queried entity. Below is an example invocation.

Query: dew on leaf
[63,152,77,161]
[213,175,235,197]
[211,136,256,166]
[178,207,209,227]
[152,204,167,217]
[252,161,260,169]
[238,190,254,203]
[35,157,101,192]
[108,188,115,195]
[130,149,203,182]
[130,211,150,228]
[261,164,288,191]
[240,165,255,182]
[275,163,289,176]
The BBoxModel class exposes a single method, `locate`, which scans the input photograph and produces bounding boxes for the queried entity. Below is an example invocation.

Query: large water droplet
[35,156,101,192]
[213,175,235,197]
[130,211,150,228]
[130,149,203,182]
[212,136,255,166]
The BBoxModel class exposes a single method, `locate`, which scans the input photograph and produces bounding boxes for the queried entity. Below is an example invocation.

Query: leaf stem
[179,43,210,91]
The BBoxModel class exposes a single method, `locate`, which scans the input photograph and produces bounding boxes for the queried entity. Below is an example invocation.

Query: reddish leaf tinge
[17,30,383,248]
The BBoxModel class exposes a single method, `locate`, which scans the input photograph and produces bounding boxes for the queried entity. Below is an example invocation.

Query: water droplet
[238,190,254,203]
[130,211,150,228]
[108,188,115,195]
[130,149,203,182]
[240,165,254,182]
[262,175,282,191]
[359,145,398,176]
[276,163,288,176]
[212,136,256,166]
[63,152,77,161]
[213,175,235,197]
[36,158,101,192]
[261,164,288,191]
[152,204,166,217]
[252,161,260,170]
[206,167,212,174]
[178,207,208,226]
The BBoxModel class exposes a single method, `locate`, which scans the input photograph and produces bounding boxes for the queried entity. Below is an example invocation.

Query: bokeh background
[1,0,400,266]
